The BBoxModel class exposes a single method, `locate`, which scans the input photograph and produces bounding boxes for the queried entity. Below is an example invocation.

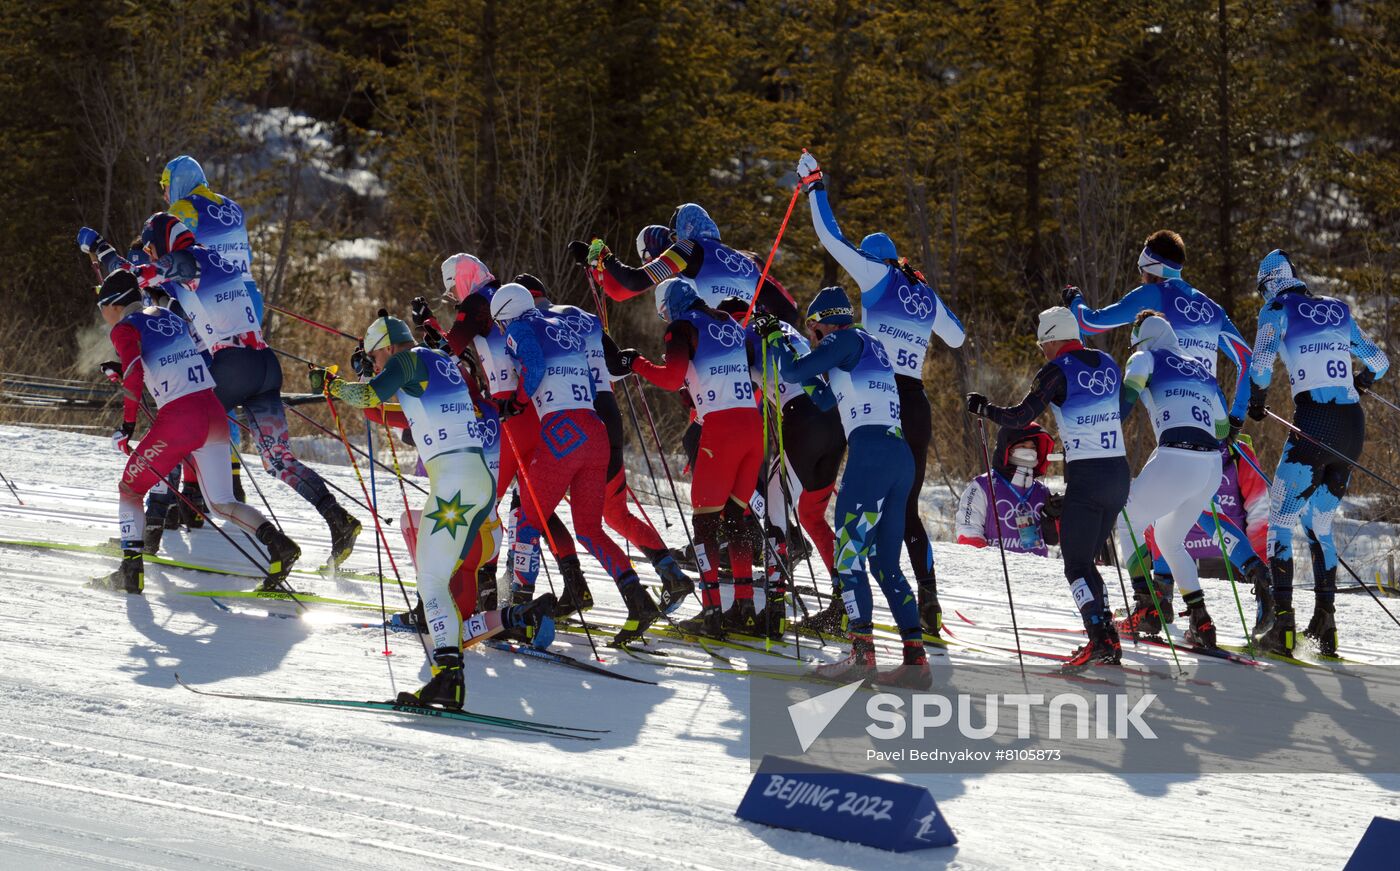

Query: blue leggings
[833,427,919,640]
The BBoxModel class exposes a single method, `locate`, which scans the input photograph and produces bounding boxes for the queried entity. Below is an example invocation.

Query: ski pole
[1263,408,1400,494]
[739,178,803,327]
[1119,509,1182,674]
[1208,499,1257,657]
[266,302,360,342]
[975,417,1025,678]
[283,403,429,496]
[1336,555,1400,631]
[1364,390,1400,417]
[1103,537,1137,648]
[366,420,393,658]
[0,467,22,505]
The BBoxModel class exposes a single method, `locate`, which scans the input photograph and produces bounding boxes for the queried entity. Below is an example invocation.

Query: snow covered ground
[0,424,1397,870]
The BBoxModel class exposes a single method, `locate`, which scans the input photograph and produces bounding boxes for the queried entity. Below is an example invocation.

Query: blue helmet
[669,203,720,242]
[635,224,673,261]
[161,155,208,203]
[1257,249,1305,302]
[858,232,898,262]
[805,286,855,326]
[655,277,700,322]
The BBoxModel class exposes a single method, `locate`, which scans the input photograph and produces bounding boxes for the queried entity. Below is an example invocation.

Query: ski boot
[876,640,932,690]
[1061,620,1121,674]
[1258,608,1296,656]
[552,555,593,618]
[1304,602,1337,657]
[87,551,144,594]
[390,598,428,634]
[758,594,788,641]
[506,592,557,649]
[1182,590,1216,649]
[723,595,758,635]
[142,521,165,556]
[255,523,301,591]
[917,581,942,641]
[653,554,695,615]
[396,647,464,710]
[797,596,845,637]
[1244,559,1274,637]
[1116,575,1172,636]
[322,503,362,568]
[175,482,207,529]
[613,576,660,645]
[813,632,877,683]
[675,605,726,640]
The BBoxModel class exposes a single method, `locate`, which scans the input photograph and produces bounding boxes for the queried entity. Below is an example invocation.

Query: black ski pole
[1336,555,1400,631]
[974,416,1025,677]
[0,467,22,505]
[1264,408,1400,494]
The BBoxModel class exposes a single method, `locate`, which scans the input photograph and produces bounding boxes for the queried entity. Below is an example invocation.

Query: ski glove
[752,313,784,343]
[495,395,527,420]
[111,420,135,455]
[349,344,373,378]
[607,347,640,377]
[1354,368,1376,395]
[965,392,990,418]
[586,238,609,269]
[410,296,435,328]
[1041,492,1063,520]
[1247,387,1268,422]
[98,360,122,383]
[566,240,590,266]
[77,226,102,254]
[1227,415,1244,443]
[1060,285,1083,308]
[308,366,337,394]
[796,151,823,192]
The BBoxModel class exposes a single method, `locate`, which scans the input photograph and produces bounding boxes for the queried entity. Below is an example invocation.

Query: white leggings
[1116,447,1222,595]
[416,451,494,651]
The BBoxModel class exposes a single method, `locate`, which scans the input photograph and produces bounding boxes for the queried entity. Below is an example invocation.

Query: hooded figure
[957,422,1059,556]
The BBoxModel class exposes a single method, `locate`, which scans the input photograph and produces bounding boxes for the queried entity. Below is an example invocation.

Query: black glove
[752,313,784,342]
[607,347,640,377]
[119,419,135,440]
[309,365,337,394]
[349,344,372,378]
[1354,368,1376,395]
[1041,492,1063,520]
[496,395,527,420]
[1247,389,1267,422]
[965,392,990,418]
[1227,415,1243,443]
[410,296,434,328]
[566,240,591,266]
[1061,285,1083,308]
[99,360,122,383]
[421,322,445,349]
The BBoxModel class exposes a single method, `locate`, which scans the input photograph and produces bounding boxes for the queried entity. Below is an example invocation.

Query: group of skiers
[78,148,1387,708]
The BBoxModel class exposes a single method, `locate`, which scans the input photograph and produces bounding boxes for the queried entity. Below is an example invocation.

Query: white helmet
[490,282,534,323]
[1036,306,1080,344]
[440,253,495,302]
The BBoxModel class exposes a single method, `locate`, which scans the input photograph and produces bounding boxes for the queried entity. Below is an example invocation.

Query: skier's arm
[109,322,145,426]
[597,241,696,301]
[806,189,888,292]
[1351,320,1390,379]
[151,250,198,286]
[504,323,548,397]
[1247,303,1284,393]
[445,295,492,358]
[630,322,696,391]
[330,350,420,408]
[930,289,966,349]
[1120,351,1152,419]
[983,362,1065,429]
[1068,284,1159,336]
[1218,311,1254,420]
[955,478,989,547]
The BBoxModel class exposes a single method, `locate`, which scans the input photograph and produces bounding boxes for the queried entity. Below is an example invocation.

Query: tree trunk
[479,0,500,265]
[1215,0,1235,311]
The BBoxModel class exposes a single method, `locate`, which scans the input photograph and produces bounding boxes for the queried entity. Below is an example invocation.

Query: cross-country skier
[609,278,765,638]
[1246,249,1389,657]
[89,269,299,594]
[1129,437,1271,636]
[490,282,662,645]
[966,307,1128,672]
[78,217,363,566]
[1113,312,1232,649]
[796,150,966,639]
[758,286,929,688]
[509,272,695,612]
[310,314,555,710]
[419,254,582,613]
[1062,229,1253,426]
[956,423,1060,557]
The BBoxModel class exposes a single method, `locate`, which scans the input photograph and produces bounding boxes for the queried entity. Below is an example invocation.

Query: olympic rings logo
[147,314,186,337]
[207,202,243,227]
[871,340,890,368]
[708,322,746,348]
[474,417,498,445]
[204,250,240,274]
[1297,301,1345,326]
[1077,367,1117,396]
[712,247,756,276]
[1164,354,1210,381]
[434,357,464,385]
[898,283,933,319]
[1173,295,1214,324]
[545,323,582,351]
[561,314,593,338]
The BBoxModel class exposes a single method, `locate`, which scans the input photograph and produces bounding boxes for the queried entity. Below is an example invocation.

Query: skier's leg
[1147,451,1222,597]
[416,451,492,652]
[797,484,837,574]
[870,434,919,642]
[895,377,936,589]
